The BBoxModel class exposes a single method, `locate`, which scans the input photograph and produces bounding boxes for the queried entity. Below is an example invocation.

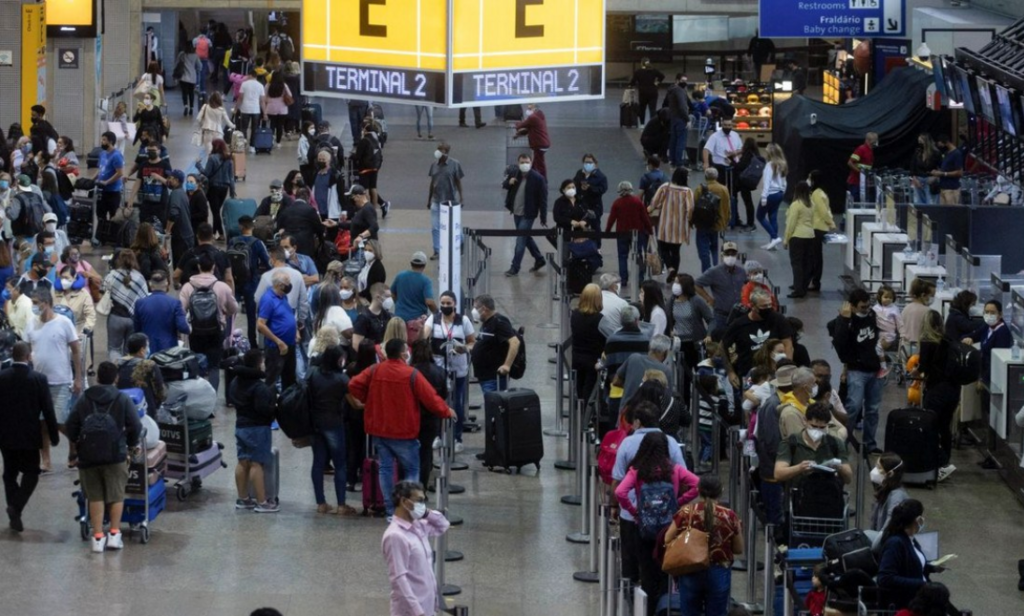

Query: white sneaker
[91,535,107,553]
[937,464,957,482]
[248,147,256,154]
[106,532,124,550]
[454,441,465,453]
[432,437,443,450]
[760,241,775,250]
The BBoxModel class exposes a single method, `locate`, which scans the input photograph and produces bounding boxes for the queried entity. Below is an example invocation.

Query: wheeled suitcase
[166,440,225,480]
[232,151,247,181]
[221,197,258,241]
[361,435,399,516]
[95,219,121,246]
[249,447,280,504]
[159,418,213,455]
[483,387,544,473]
[620,103,638,128]
[884,407,940,486]
[302,103,323,127]
[253,123,274,154]
[127,440,167,493]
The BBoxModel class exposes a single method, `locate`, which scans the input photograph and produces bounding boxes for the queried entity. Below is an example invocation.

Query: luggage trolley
[788,496,850,548]
[505,122,532,167]
[159,392,226,501]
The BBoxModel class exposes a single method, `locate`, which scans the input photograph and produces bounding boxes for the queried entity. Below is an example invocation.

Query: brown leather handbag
[661,505,710,576]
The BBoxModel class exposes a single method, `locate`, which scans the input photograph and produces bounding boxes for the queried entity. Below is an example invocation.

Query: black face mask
[34,267,47,278]
[758,307,773,320]
[722,128,732,135]
[317,161,328,169]
[440,306,454,316]
[148,152,159,160]
[102,143,111,151]
[281,283,293,295]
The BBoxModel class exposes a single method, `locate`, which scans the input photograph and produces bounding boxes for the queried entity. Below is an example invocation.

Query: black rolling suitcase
[483,387,544,474]
[884,407,940,486]
[619,103,638,128]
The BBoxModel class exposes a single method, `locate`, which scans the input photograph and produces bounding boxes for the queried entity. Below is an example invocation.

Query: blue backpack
[636,479,677,540]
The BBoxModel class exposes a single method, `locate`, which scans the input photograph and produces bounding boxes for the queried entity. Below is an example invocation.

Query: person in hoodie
[65,361,142,553]
[227,348,278,513]
[178,252,238,395]
[116,333,165,418]
[54,265,96,336]
[832,287,883,454]
[132,270,191,354]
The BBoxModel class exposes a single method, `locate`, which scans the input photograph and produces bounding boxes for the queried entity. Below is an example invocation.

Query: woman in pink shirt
[382,480,451,616]
[615,431,699,612]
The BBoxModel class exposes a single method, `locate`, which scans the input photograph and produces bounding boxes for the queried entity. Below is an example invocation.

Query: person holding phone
[381,480,451,616]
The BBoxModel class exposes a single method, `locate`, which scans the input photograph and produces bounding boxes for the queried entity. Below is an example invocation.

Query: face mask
[807,180,814,188]
[471,308,481,322]
[185,181,197,192]
[143,98,153,107]
[722,128,732,135]
[31,305,41,316]
[34,268,47,278]
[283,249,294,261]
[61,277,74,288]
[773,352,788,363]
[806,428,824,442]
[751,273,764,284]
[0,289,9,302]
[564,188,576,198]
[339,289,354,301]
[148,151,159,160]
[407,501,427,519]
[758,307,773,320]
[382,297,395,312]
[856,309,870,318]
[281,283,293,295]
[0,181,8,190]
[308,128,316,136]
[924,296,934,306]
[271,190,283,202]
[671,283,683,297]
[519,163,531,173]
[365,251,376,263]
[525,107,534,116]
[869,467,886,485]
[817,378,832,395]
[44,246,54,256]
[317,161,328,169]
[917,517,926,533]
[984,314,998,326]
[441,306,454,316]
[810,384,819,398]
[21,145,31,154]
[583,162,596,173]
[434,150,444,160]
[723,255,737,267]
[45,222,56,233]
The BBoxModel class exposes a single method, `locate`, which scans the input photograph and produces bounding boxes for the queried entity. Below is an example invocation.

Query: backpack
[598,428,629,484]
[76,398,123,467]
[188,284,221,337]
[641,171,667,206]
[739,155,765,191]
[57,170,75,201]
[636,479,678,540]
[944,338,981,385]
[691,185,721,230]
[306,135,335,167]
[276,375,314,439]
[11,192,48,237]
[0,311,21,368]
[789,434,845,519]
[360,134,384,171]
[369,103,388,145]
[195,36,210,59]
[509,325,527,380]
[227,237,254,285]
[172,55,186,81]
[278,36,294,61]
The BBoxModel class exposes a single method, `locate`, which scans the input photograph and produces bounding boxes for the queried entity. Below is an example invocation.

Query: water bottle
[856,233,863,254]
[1012,341,1021,362]
[902,242,913,258]
[936,276,945,294]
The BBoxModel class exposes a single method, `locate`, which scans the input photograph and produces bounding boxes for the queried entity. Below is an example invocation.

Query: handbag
[283,90,295,106]
[190,131,203,148]
[96,290,113,316]
[661,506,710,576]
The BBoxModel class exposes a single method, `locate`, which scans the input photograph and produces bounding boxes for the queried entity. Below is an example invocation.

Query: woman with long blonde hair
[758,142,789,250]
[571,283,606,409]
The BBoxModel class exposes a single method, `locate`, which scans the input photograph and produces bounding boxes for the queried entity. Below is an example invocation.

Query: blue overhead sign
[759,0,906,39]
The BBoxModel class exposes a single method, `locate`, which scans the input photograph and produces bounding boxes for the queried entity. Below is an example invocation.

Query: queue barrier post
[741,488,764,613]
[572,462,601,579]
[556,369,579,474]
[545,342,569,438]
[763,524,775,616]
[433,418,461,597]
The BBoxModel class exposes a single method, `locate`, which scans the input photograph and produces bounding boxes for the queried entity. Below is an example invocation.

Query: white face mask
[364,251,376,262]
[671,283,683,297]
[983,314,998,326]
[471,308,481,322]
[143,98,153,107]
[564,188,577,198]
[519,163,532,173]
[751,273,764,284]
[308,128,316,136]
[869,467,886,485]
[407,501,427,519]
[773,352,788,363]
[525,107,534,116]
[434,150,443,160]
[810,384,819,399]
[340,289,354,300]
[382,297,395,312]
[723,256,738,267]
[924,296,934,306]
[806,428,825,442]
[283,248,294,260]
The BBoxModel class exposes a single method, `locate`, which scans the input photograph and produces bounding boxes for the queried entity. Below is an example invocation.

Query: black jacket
[341,202,379,240]
[256,194,295,218]
[944,308,976,342]
[309,366,349,431]
[65,385,142,467]
[877,533,935,609]
[502,169,548,223]
[275,200,324,258]
[833,313,881,373]
[552,196,589,237]
[0,364,58,450]
[573,168,609,219]
[229,366,277,428]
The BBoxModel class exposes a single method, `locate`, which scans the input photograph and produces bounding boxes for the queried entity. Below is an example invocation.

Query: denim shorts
[235,426,272,466]
[48,384,73,424]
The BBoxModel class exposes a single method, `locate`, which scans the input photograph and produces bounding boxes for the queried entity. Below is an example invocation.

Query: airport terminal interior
[2,1,1024,615]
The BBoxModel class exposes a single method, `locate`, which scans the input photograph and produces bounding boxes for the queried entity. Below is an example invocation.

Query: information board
[759,0,905,38]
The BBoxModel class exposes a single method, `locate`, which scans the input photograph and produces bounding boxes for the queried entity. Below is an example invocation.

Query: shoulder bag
[661,505,710,576]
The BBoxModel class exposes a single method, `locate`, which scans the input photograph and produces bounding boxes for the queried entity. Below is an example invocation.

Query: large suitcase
[221,198,258,241]
[620,103,638,128]
[249,447,280,504]
[483,388,544,473]
[127,440,167,494]
[253,124,274,154]
[95,219,121,246]
[884,407,940,486]
[159,418,213,455]
[302,103,322,127]
[166,441,225,480]
[232,151,247,181]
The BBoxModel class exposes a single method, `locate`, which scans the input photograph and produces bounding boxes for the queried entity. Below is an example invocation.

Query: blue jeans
[615,234,647,286]
[669,117,689,167]
[374,437,420,517]
[695,229,718,273]
[452,376,467,442]
[845,369,883,450]
[510,215,544,273]
[912,178,938,205]
[757,192,784,240]
[479,375,509,397]
[198,60,209,93]
[415,106,434,135]
[312,425,348,506]
[678,564,733,616]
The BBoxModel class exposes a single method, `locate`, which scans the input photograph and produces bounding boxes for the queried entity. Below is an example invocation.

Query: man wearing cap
[133,271,191,354]
[6,175,50,242]
[22,231,59,285]
[338,184,378,243]
[692,167,731,273]
[501,152,547,277]
[18,254,55,296]
[391,252,438,338]
[164,170,196,268]
[428,143,466,260]
[255,179,294,219]
[42,212,69,256]
[695,241,748,333]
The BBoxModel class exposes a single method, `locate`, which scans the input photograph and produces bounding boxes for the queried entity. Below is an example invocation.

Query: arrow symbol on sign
[887,18,899,31]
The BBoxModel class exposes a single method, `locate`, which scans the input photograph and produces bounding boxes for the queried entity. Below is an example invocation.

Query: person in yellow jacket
[783,181,816,299]
[808,170,837,292]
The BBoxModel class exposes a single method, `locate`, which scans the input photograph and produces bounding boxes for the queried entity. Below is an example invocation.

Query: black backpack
[77,398,123,467]
[226,237,254,285]
[188,284,221,336]
[11,192,48,237]
[642,172,667,206]
[306,135,335,168]
[739,156,765,191]
[509,325,527,380]
[691,185,721,230]
[789,434,845,519]
[277,373,314,439]
[279,36,295,61]
[360,134,384,170]
[944,338,981,385]
[57,170,75,201]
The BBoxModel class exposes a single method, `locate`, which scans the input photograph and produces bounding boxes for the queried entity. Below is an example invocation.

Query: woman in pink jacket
[615,431,699,614]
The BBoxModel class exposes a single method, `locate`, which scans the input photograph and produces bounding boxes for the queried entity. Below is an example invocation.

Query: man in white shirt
[235,69,267,154]
[702,118,744,226]
[598,273,630,338]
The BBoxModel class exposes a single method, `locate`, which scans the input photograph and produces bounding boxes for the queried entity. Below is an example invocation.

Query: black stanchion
[433,418,461,597]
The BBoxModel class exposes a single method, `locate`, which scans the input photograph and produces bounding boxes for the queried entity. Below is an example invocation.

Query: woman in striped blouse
[648,167,694,279]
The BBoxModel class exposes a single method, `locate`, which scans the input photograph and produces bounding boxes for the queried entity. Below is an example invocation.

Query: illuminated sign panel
[46,0,97,38]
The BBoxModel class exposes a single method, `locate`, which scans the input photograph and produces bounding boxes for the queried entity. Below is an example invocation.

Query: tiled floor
[2,90,1022,616]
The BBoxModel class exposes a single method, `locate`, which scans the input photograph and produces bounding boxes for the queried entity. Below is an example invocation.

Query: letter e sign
[515,0,543,38]
[360,0,387,37]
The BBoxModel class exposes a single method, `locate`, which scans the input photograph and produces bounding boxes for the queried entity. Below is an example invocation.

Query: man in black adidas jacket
[831,287,883,453]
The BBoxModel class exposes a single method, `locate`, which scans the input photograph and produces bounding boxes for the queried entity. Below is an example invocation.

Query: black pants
[270,114,287,144]
[99,190,121,220]
[620,518,641,586]
[925,382,960,467]
[809,229,826,289]
[207,184,229,237]
[788,236,814,295]
[738,188,755,227]
[239,113,262,144]
[265,343,297,390]
[638,90,658,124]
[191,332,224,394]
[418,413,439,489]
[346,413,366,486]
[459,107,482,126]
[180,82,196,109]
[660,241,682,275]
[2,448,40,515]
[679,340,701,401]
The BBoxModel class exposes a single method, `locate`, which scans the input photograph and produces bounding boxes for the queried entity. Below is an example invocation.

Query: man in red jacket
[515,103,551,179]
[349,338,455,518]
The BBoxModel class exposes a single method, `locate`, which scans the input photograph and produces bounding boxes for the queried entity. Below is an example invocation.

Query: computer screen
[976,77,999,125]
[917,531,940,561]
[954,66,977,115]
[931,57,948,101]
[939,57,962,106]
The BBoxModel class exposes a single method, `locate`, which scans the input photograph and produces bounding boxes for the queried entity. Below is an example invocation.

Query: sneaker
[427,134,434,140]
[504,269,518,277]
[106,531,124,550]
[381,200,390,218]
[248,147,256,154]
[454,441,465,453]
[316,503,335,514]
[7,506,23,533]
[877,363,891,379]
[271,420,280,431]
[432,437,443,450]
[938,464,957,482]
[760,240,776,250]
[91,534,107,553]
[255,500,280,513]
[430,252,440,261]
[529,260,546,273]
[235,498,257,509]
